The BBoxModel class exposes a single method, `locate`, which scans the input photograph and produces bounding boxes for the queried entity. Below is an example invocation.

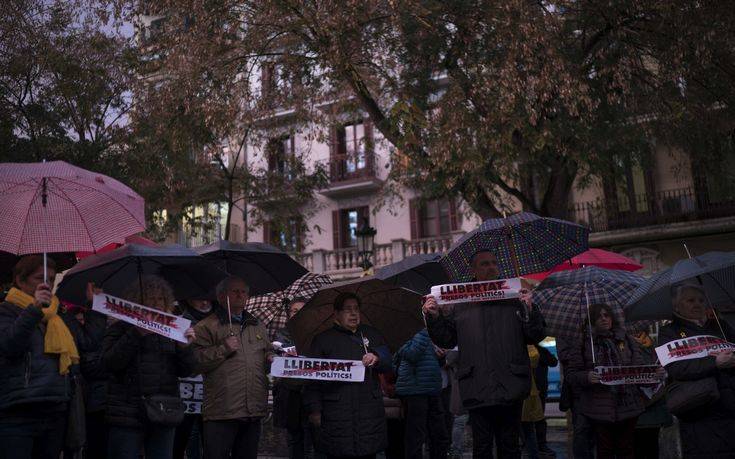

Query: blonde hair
[123,275,176,313]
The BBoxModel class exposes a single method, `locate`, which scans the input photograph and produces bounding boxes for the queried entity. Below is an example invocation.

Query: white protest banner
[179,375,203,414]
[430,278,523,305]
[595,365,663,386]
[655,335,735,367]
[271,356,365,382]
[93,293,191,344]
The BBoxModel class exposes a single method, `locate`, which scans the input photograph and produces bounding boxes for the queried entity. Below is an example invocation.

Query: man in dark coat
[273,297,314,459]
[304,292,392,459]
[659,284,735,458]
[422,250,545,458]
[533,344,558,458]
[173,298,217,459]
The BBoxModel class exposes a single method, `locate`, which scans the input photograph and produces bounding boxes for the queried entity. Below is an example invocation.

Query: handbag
[142,394,186,427]
[665,377,720,416]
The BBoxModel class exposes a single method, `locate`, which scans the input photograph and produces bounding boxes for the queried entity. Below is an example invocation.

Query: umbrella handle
[584,285,596,367]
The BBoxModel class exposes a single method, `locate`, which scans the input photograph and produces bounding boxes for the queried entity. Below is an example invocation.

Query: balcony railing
[328,152,378,183]
[569,187,735,233]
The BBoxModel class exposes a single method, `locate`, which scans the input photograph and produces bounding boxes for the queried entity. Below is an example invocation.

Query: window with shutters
[332,206,369,249]
[330,121,374,182]
[266,135,295,181]
[410,199,459,239]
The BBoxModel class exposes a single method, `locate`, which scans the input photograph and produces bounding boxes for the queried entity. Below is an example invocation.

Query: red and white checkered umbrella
[0,161,145,255]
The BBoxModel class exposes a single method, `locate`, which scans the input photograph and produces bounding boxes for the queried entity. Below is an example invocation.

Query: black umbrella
[194,240,307,295]
[287,276,424,353]
[375,253,449,295]
[626,251,735,321]
[56,244,227,306]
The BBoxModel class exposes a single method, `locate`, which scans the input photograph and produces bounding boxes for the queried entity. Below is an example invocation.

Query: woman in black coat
[0,256,74,459]
[102,275,195,459]
[659,284,735,458]
[304,292,392,459]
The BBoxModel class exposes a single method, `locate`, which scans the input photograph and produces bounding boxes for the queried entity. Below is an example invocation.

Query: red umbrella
[525,248,643,281]
[76,234,158,259]
[0,161,146,281]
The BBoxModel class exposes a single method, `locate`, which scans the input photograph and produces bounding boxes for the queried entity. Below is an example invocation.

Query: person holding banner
[173,298,216,459]
[422,249,545,458]
[102,275,196,459]
[272,297,315,459]
[658,283,735,458]
[191,276,273,459]
[304,292,392,459]
[566,303,645,459]
[0,255,78,459]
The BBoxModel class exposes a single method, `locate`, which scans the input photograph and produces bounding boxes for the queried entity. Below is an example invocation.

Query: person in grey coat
[422,250,545,458]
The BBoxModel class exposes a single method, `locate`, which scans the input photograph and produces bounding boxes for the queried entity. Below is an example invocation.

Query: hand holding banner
[430,278,523,305]
[271,356,365,382]
[594,365,664,386]
[93,293,191,343]
[655,335,735,367]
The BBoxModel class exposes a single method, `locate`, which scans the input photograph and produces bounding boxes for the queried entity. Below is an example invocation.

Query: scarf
[5,287,79,375]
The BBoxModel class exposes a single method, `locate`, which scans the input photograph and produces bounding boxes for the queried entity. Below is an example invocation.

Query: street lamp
[355,217,377,271]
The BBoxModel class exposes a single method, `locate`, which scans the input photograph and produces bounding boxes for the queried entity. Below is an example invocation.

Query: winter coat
[272,327,306,430]
[658,316,735,458]
[426,299,545,409]
[394,329,442,397]
[304,323,391,457]
[522,345,544,423]
[445,349,466,416]
[0,301,69,413]
[566,329,645,423]
[102,321,194,428]
[191,308,272,421]
[63,310,108,413]
[534,344,558,402]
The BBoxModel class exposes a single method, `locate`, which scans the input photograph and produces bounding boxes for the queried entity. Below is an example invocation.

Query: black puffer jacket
[659,316,735,458]
[102,321,195,428]
[427,299,545,409]
[0,301,69,411]
[63,310,108,413]
[304,324,391,457]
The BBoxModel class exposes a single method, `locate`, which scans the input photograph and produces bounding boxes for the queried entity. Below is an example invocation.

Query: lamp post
[355,217,377,272]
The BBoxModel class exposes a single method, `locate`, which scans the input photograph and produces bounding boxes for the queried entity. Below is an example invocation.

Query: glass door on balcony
[345,123,366,174]
[331,121,372,182]
[603,157,655,229]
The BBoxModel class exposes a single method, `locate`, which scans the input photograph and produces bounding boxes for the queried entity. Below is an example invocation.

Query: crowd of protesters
[1,250,734,459]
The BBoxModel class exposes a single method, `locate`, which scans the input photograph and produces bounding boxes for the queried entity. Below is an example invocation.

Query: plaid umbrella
[287,277,424,353]
[441,212,589,281]
[195,240,307,295]
[626,251,735,321]
[0,161,145,255]
[375,253,449,295]
[533,266,647,340]
[246,272,333,340]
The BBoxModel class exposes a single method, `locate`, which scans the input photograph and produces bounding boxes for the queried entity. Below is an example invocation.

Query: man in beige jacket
[192,276,273,459]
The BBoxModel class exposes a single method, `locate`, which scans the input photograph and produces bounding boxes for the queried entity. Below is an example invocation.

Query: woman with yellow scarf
[0,255,79,459]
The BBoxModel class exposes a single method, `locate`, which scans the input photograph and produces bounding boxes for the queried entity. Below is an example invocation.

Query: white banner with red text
[179,375,203,414]
[271,356,365,382]
[655,335,735,367]
[595,365,663,386]
[93,293,191,343]
[430,278,523,305]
